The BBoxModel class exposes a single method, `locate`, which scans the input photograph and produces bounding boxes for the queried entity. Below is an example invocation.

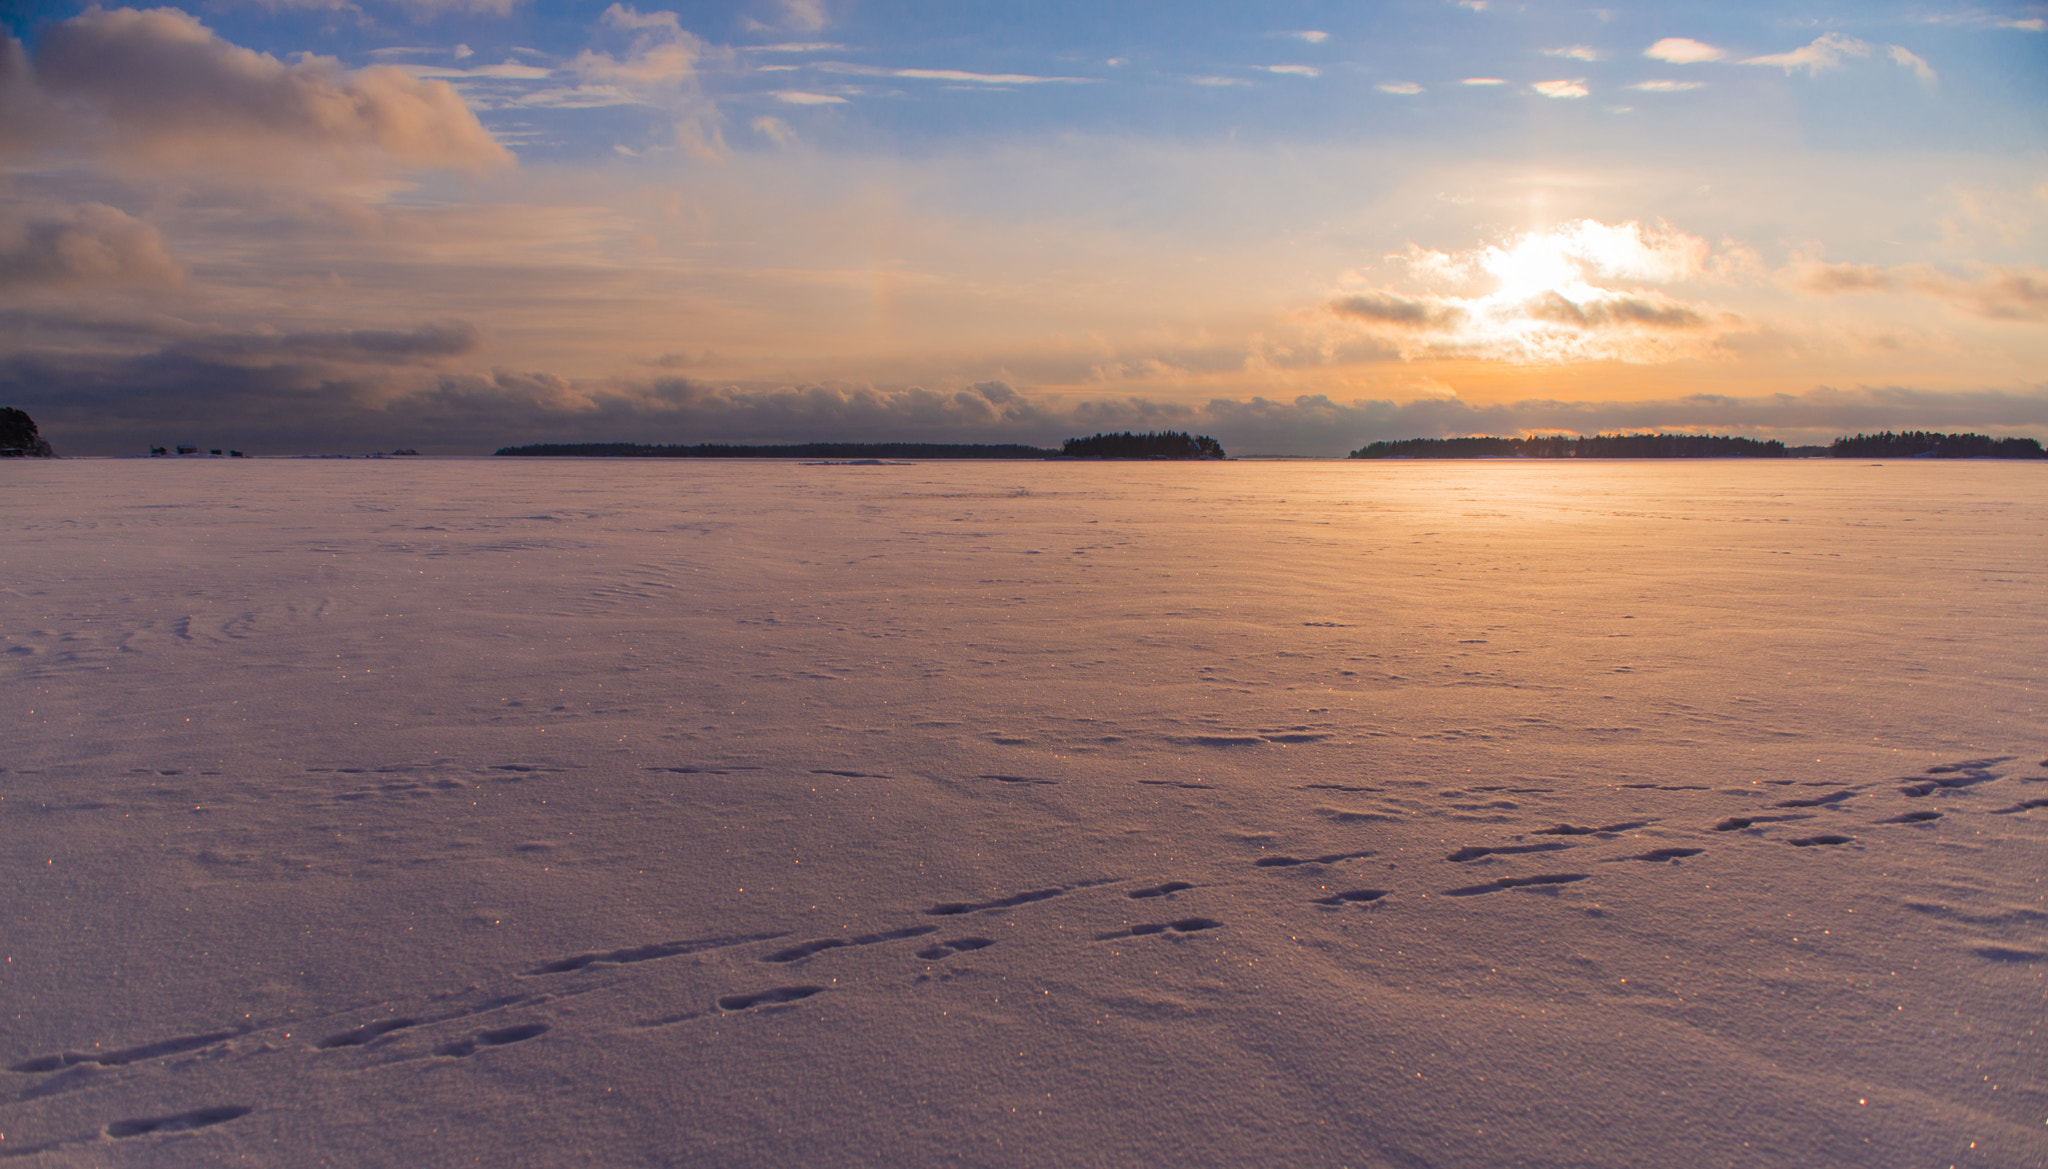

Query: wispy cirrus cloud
[1377,81,1423,95]
[1629,80,1703,92]
[814,62,1092,84]
[1543,45,1603,61]
[1742,32,1871,75]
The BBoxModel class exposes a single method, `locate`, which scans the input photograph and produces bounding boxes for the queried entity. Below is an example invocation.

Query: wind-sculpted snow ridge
[2,459,2044,1167]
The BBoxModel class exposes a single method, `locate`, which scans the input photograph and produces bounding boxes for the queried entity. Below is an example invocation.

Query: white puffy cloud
[1543,45,1603,61]
[1644,37,1725,64]
[1532,79,1588,98]
[1461,77,1506,86]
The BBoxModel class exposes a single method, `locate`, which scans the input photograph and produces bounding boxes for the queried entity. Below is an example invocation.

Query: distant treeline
[1829,431,2046,459]
[497,431,1230,460]
[1350,431,2046,460]
[1062,431,1226,459]
[495,442,1057,459]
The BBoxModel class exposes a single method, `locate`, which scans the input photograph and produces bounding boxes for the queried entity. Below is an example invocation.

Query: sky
[1,0,2043,455]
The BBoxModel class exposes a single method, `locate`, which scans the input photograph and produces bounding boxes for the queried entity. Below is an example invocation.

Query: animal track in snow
[718,987,824,1012]
[435,1023,548,1057]
[314,1018,418,1050]
[1445,842,1572,863]
[1772,790,1857,808]
[1787,834,1853,847]
[1443,873,1592,897]
[1607,847,1704,863]
[976,774,1057,786]
[1128,881,1194,899]
[1990,798,2048,815]
[527,932,785,976]
[1312,889,1389,906]
[1095,918,1222,941]
[1534,821,1649,836]
[1253,849,1373,868]
[915,937,995,960]
[1880,809,1944,824]
[925,887,1068,916]
[1711,814,1812,832]
[11,1029,238,1073]
[762,925,937,964]
[106,1105,251,1139]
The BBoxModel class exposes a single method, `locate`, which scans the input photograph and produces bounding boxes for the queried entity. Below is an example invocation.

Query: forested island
[1,407,56,457]
[1349,431,2046,460]
[1061,431,1226,459]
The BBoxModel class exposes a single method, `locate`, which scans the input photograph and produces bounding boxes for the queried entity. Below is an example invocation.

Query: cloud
[1260,65,1321,78]
[1461,77,1506,86]
[1912,10,2045,32]
[1643,37,1725,64]
[1331,291,1465,329]
[1277,30,1329,43]
[1888,45,1938,85]
[175,320,482,364]
[1543,45,1603,61]
[1377,81,1423,95]
[1789,259,2048,321]
[22,7,510,173]
[773,90,844,104]
[1742,32,1871,75]
[774,0,828,33]
[0,204,183,287]
[573,5,714,86]
[1629,80,1703,92]
[1532,79,1588,98]
[1192,76,1250,88]
[815,62,1091,84]
[1328,219,1732,363]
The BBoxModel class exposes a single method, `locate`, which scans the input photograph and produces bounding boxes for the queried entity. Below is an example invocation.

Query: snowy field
[2,457,2044,1168]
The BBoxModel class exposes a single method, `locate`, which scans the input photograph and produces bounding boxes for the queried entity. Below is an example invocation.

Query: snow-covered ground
[3,458,2044,1168]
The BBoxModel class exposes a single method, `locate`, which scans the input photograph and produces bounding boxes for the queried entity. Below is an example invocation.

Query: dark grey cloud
[1330,291,1463,329]
[176,321,482,364]
[1525,291,1708,330]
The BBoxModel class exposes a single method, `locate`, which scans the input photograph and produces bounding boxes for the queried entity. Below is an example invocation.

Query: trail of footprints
[7,756,2040,1151]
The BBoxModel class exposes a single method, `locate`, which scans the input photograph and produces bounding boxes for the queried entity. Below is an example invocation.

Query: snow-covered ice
[2,458,2044,1167]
